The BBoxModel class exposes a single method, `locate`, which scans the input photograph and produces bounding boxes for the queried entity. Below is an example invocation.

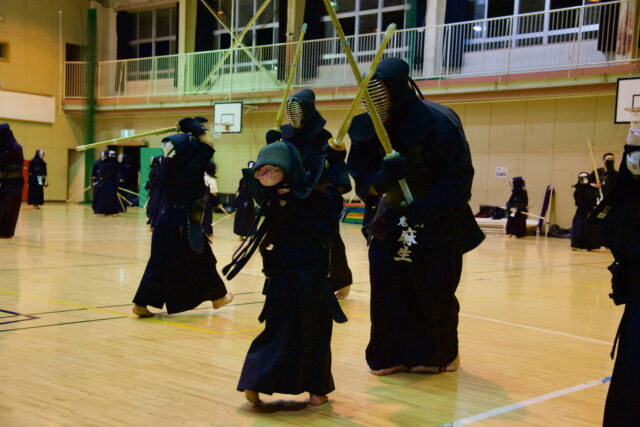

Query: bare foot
[442,354,460,372]
[132,304,154,318]
[238,236,245,242]
[309,394,329,406]
[371,365,409,376]
[244,390,262,405]
[571,247,579,251]
[335,285,351,300]
[212,292,234,309]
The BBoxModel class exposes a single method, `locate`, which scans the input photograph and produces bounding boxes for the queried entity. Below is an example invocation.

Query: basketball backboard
[615,77,640,124]
[213,102,242,133]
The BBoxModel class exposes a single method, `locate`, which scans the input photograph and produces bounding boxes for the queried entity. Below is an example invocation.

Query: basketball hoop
[625,107,640,130]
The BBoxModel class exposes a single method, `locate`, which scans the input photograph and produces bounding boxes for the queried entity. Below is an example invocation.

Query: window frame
[127,5,178,59]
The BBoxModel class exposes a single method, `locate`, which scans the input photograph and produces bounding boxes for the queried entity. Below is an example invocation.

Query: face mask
[161,140,175,158]
[286,98,304,129]
[362,78,391,123]
[605,160,615,170]
[626,151,640,176]
[580,177,589,184]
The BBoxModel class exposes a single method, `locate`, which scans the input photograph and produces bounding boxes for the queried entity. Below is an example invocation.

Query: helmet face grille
[286,98,304,128]
[362,78,391,123]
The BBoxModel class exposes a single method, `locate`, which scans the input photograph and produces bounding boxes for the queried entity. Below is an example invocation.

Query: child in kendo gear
[132,118,233,317]
[591,126,640,426]
[223,141,347,407]
[506,176,528,238]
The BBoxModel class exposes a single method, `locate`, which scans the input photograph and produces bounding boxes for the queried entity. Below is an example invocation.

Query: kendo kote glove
[323,143,347,163]
[179,117,206,137]
[371,153,407,194]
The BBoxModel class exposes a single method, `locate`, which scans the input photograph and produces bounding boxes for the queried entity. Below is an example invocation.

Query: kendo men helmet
[362,57,420,124]
[286,89,317,129]
[578,172,590,184]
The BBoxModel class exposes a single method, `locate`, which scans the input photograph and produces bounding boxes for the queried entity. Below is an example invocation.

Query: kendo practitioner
[119,154,139,206]
[145,156,164,229]
[589,153,618,248]
[94,151,124,215]
[233,160,256,241]
[505,176,528,238]
[202,161,226,237]
[590,152,618,198]
[27,150,47,209]
[590,126,640,426]
[570,172,599,251]
[266,88,353,299]
[346,57,484,375]
[0,124,24,238]
[223,141,347,406]
[132,118,233,318]
[91,151,106,214]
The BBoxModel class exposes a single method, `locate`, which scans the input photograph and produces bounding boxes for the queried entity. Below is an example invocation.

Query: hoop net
[625,107,640,130]
[212,123,230,139]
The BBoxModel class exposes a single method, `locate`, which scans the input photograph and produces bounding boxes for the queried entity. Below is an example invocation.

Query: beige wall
[0,0,92,200]
[447,94,629,228]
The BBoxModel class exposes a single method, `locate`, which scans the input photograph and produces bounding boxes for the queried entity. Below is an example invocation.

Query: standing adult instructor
[347,58,484,375]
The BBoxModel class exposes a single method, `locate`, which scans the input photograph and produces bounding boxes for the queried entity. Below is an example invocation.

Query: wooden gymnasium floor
[0,203,620,426]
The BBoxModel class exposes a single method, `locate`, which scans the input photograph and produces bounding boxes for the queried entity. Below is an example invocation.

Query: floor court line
[460,313,612,345]
[2,242,148,262]
[345,291,611,345]
[438,376,611,426]
[0,316,126,332]
[0,261,145,273]
[0,288,264,336]
[0,291,265,318]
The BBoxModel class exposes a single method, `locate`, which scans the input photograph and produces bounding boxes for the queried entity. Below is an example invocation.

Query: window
[129,6,178,58]
[0,42,8,61]
[320,0,409,61]
[211,0,280,49]
[117,5,178,60]
[322,0,408,38]
[462,0,599,51]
